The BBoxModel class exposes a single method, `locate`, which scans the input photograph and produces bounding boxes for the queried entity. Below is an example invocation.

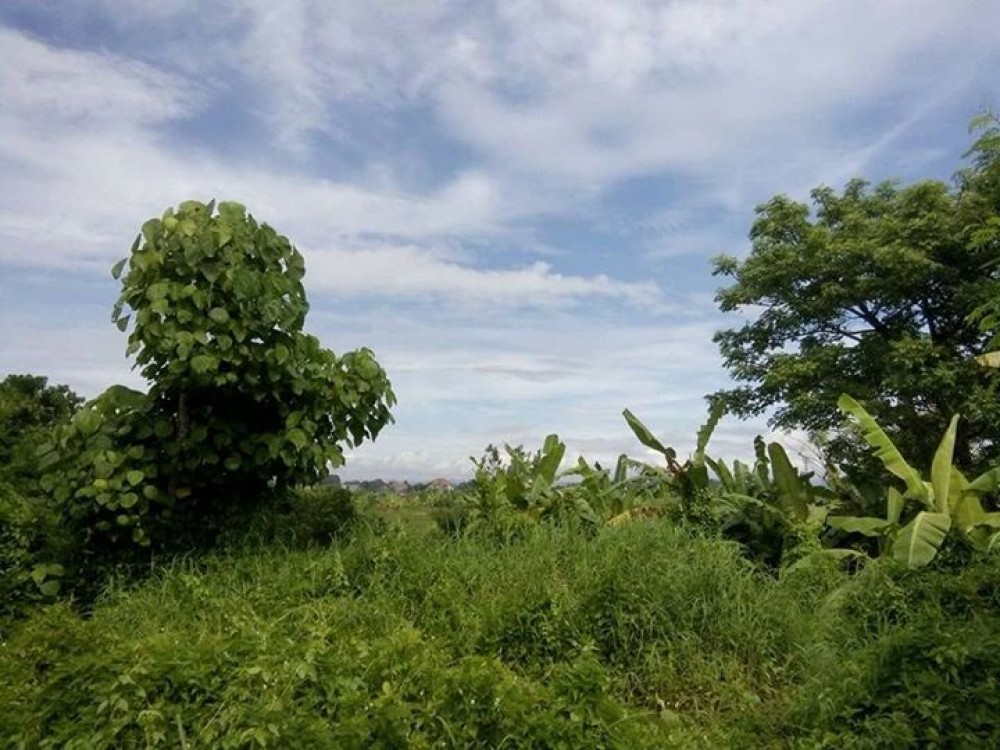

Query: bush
[229,485,361,549]
[0,483,70,633]
[38,200,396,554]
[0,374,81,495]
[788,557,1000,748]
[0,533,672,748]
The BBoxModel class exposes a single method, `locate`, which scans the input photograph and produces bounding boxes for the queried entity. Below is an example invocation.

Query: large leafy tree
[40,200,396,550]
[712,118,1000,472]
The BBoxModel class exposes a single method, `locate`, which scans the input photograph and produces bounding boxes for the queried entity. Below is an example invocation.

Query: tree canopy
[712,115,1000,472]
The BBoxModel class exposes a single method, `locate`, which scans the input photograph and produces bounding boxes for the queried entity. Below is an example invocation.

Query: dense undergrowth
[2,502,998,748]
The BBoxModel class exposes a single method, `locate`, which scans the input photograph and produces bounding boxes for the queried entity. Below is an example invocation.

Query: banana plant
[620,403,831,565]
[705,439,834,524]
[466,434,618,527]
[829,395,1000,568]
[471,434,566,510]
[562,454,634,519]
[621,399,725,504]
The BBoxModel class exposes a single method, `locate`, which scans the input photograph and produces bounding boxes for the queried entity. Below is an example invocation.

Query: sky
[2,1,999,481]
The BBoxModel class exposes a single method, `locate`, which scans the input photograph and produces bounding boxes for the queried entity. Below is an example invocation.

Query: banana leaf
[827,515,895,537]
[930,414,960,513]
[753,436,769,486]
[613,454,629,484]
[785,548,868,573]
[975,351,1000,368]
[706,456,735,492]
[693,400,726,468]
[887,487,904,525]
[530,434,566,497]
[967,466,1000,494]
[622,409,671,458]
[893,512,951,569]
[733,460,754,495]
[838,394,928,504]
[768,442,808,522]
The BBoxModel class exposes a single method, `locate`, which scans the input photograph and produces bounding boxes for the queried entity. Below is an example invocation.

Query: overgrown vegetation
[2,115,999,747]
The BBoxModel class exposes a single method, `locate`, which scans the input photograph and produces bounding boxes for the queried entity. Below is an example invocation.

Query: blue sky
[2,0,999,480]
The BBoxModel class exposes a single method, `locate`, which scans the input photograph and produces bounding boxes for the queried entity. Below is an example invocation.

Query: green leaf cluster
[0,375,81,495]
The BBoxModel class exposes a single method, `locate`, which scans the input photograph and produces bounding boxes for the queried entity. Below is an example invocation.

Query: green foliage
[621,404,833,567]
[4,498,999,747]
[788,557,1000,748]
[457,435,605,532]
[6,524,794,747]
[38,386,163,549]
[448,435,664,537]
[471,435,566,511]
[38,200,396,552]
[0,482,71,633]
[708,440,834,569]
[713,122,1000,472]
[0,376,81,628]
[232,485,361,549]
[622,399,724,505]
[829,395,1000,568]
[562,454,638,520]
[0,374,81,494]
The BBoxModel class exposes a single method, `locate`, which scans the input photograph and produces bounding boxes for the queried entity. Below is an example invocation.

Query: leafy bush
[431,492,473,536]
[788,557,1000,748]
[0,374,81,494]
[827,395,1000,569]
[38,200,396,553]
[11,508,995,747]
[0,482,70,633]
[622,405,835,568]
[3,526,711,747]
[229,485,361,548]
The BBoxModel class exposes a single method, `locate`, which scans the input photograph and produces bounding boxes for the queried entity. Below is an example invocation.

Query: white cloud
[0,26,196,131]
[303,244,663,309]
[435,0,996,193]
[0,316,145,398]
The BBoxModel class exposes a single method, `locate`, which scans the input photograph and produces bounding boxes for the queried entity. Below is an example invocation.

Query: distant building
[387,480,411,495]
[428,478,453,491]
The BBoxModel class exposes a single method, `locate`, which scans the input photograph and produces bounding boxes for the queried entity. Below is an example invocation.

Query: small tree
[40,200,395,549]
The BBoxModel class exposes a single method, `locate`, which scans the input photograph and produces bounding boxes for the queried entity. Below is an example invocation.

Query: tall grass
[1,517,997,747]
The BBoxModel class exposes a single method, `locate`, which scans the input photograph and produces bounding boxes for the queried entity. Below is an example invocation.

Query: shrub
[0,482,70,633]
[0,374,81,495]
[229,485,361,548]
[789,557,1000,748]
[38,200,396,553]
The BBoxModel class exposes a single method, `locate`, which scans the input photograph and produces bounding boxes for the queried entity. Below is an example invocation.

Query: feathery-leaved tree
[712,117,1000,473]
